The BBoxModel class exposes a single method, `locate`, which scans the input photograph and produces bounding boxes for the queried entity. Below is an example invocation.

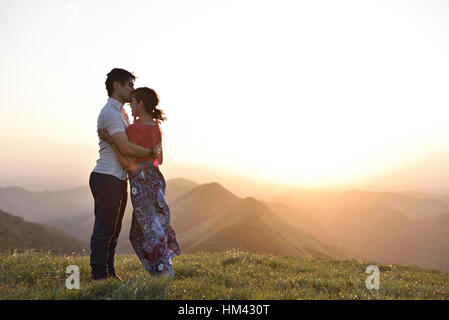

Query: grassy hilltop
[1,249,448,300]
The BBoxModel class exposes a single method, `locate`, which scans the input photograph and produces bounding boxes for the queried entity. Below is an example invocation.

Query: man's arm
[111,132,159,157]
[101,109,157,158]
[110,142,130,170]
[111,142,138,171]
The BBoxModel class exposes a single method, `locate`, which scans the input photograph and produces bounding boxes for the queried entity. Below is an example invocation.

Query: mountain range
[0,209,86,254]
[1,178,449,270]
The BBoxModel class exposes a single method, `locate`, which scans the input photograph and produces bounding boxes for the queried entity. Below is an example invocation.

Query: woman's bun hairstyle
[133,87,167,123]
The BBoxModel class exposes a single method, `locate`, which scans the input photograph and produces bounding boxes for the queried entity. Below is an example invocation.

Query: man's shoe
[108,272,123,281]
[91,273,108,281]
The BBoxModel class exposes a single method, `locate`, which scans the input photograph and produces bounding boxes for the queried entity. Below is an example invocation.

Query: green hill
[0,250,448,299]
[0,209,87,254]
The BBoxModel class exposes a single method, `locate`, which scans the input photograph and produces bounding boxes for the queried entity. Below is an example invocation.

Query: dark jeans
[89,172,128,278]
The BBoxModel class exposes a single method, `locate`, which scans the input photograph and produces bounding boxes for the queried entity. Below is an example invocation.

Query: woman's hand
[152,142,162,158]
[97,127,113,144]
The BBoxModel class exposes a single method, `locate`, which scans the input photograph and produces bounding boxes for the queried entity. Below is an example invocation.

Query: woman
[98,87,181,277]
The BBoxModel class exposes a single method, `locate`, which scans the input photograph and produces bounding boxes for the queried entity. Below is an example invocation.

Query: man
[90,68,160,280]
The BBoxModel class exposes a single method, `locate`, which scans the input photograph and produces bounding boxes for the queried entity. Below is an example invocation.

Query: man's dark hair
[105,68,136,97]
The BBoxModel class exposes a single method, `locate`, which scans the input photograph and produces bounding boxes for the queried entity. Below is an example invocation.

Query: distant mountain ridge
[0,179,337,260]
[164,178,200,204]
[179,197,334,258]
[170,182,242,233]
[266,189,449,221]
[0,209,86,253]
[1,179,449,270]
[0,178,201,254]
[0,186,92,222]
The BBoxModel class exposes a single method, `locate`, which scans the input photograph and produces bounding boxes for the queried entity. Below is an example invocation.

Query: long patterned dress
[128,161,181,276]
[126,123,181,277]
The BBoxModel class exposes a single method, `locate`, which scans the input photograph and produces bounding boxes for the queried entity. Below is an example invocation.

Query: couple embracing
[89,68,181,281]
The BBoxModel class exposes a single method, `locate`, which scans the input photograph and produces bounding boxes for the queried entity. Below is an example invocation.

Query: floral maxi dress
[128,160,181,277]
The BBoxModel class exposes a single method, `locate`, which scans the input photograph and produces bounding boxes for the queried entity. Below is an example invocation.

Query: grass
[0,249,448,299]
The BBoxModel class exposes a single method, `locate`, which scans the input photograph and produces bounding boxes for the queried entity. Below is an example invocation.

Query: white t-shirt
[92,97,130,180]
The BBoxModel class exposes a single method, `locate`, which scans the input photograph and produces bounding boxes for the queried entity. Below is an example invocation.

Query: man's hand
[97,128,113,144]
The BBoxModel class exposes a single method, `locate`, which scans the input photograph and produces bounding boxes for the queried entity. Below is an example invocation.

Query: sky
[1,0,449,196]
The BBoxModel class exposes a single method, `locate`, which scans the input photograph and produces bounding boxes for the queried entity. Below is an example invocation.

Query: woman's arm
[158,145,163,165]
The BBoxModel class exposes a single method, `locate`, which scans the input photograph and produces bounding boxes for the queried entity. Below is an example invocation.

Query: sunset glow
[1,0,449,194]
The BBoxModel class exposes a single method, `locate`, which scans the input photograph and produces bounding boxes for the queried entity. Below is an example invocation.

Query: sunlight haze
[1,0,449,195]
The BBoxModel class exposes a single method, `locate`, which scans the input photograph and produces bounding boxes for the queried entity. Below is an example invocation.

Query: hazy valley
[1,178,449,271]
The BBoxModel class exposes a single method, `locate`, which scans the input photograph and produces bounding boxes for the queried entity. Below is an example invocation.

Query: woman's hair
[133,87,167,123]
